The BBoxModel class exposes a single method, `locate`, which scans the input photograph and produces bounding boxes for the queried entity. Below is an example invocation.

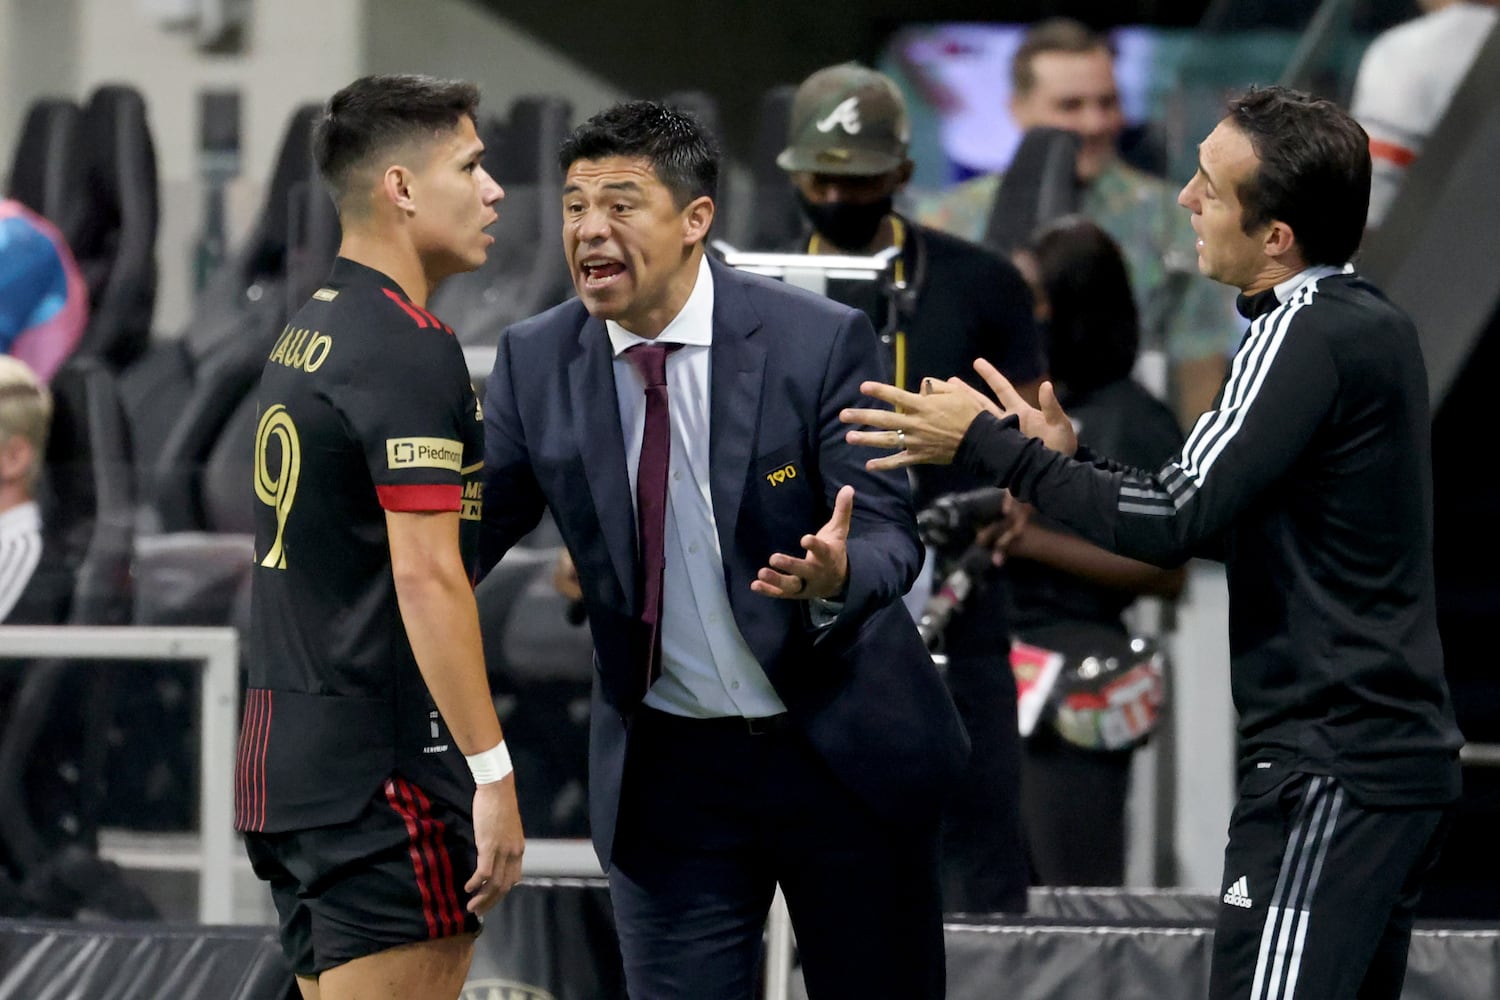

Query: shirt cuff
[807,597,844,629]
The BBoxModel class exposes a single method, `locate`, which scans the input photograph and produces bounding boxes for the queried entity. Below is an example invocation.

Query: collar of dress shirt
[605,254,715,356]
[0,500,41,540]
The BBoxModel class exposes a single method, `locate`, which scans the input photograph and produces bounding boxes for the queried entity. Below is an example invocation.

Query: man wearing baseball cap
[779,61,1044,913]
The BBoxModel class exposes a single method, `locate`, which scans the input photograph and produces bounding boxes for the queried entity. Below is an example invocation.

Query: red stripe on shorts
[393,777,461,935]
[385,778,442,937]
[402,778,465,932]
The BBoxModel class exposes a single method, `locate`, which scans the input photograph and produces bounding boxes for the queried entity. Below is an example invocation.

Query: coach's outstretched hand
[840,359,1076,470]
[752,485,854,601]
[467,776,525,915]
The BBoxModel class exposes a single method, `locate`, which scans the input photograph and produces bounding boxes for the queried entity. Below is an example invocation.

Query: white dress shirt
[0,500,43,622]
[606,255,787,719]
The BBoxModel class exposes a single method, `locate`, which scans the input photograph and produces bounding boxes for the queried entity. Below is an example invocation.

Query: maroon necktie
[625,342,681,696]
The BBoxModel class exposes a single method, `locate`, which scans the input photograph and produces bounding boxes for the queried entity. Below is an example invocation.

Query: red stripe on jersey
[240,690,267,832]
[382,288,431,328]
[1369,138,1417,167]
[237,692,267,833]
[377,484,462,512]
[402,778,464,932]
[236,691,261,830]
[234,694,252,828]
[256,690,272,831]
[412,304,454,336]
[386,778,442,937]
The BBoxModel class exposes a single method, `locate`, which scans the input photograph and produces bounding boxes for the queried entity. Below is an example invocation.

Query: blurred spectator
[1350,0,1499,229]
[1003,217,1185,885]
[0,356,66,625]
[778,62,1044,913]
[0,200,87,382]
[911,18,1242,431]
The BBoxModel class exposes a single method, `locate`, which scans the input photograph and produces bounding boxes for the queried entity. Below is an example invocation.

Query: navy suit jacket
[480,257,968,865]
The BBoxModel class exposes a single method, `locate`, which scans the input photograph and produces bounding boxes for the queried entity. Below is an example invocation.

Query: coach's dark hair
[1027,216,1138,395]
[558,101,719,207]
[1224,86,1370,267]
[314,74,481,210]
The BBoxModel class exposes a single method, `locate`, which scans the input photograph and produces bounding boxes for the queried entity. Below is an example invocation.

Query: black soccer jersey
[957,268,1463,807]
[236,258,483,833]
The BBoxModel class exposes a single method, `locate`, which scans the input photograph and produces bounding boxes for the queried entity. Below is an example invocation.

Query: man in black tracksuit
[842,86,1462,1000]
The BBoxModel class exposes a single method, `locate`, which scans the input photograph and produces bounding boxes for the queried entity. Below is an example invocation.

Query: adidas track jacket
[956,266,1462,806]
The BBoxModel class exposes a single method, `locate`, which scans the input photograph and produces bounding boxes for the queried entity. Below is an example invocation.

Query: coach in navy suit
[480,102,966,999]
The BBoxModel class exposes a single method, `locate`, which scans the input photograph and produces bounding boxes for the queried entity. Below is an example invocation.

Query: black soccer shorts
[244,775,480,976]
[1208,763,1449,1000]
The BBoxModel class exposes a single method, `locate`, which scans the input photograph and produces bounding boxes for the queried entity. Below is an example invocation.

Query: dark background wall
[481,0,1417,155]
[481,1,1212,155]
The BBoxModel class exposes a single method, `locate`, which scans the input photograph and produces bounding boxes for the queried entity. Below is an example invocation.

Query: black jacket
[957,268,1462,806]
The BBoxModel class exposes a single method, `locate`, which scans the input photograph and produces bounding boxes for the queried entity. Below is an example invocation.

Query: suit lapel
[569,315,637,606]
[708,259,765,556]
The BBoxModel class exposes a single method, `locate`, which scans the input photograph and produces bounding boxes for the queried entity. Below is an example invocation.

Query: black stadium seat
[981,126,1081,258]
[123,103,332,531]
[741,84,803,251]
[0,357,135,875]
[5,98,86,247]
[69,85,159,371]
[425,96,574,345]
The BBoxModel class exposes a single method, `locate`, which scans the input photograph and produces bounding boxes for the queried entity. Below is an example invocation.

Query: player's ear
[383,165,417,216]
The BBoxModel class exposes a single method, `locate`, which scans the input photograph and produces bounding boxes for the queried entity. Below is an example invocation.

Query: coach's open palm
[467,777,524,914]
[969,359,1077,457]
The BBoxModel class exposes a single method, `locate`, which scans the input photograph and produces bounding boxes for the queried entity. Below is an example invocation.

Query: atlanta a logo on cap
[816,96,862,135]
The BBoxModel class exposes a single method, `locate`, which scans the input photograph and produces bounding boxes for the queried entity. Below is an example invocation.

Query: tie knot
[624,342,681,388]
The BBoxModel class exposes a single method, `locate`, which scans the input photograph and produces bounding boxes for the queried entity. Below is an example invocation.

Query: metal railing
[0,625,239,923]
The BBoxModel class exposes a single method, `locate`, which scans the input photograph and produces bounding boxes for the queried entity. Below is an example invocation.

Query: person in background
[0,355,64,625]
[0,200,87,382]
[1003,216,1184,886]
[912,17,1242,431]
[1350,0,1499,229]
[777,61,1042,914]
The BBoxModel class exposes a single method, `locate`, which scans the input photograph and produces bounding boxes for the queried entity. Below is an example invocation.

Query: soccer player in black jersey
[842,86,1462,1000]
[236,75,520,1000]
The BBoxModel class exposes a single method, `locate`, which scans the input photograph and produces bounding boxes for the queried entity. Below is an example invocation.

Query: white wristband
[465,741,513,784]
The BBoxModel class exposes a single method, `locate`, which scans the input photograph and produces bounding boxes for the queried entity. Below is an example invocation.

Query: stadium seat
[124,103,331,531]
[5,98,86,247]
[426,96,574,345]
[739,84,804,251]
[476,521,594,837]
[0,357,135,874]
[980,126,1080,257]
[69,85,159,370]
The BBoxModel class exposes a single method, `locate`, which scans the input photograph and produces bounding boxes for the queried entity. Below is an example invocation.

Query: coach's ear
[682,195,714,248]
[1263,217,1298,263]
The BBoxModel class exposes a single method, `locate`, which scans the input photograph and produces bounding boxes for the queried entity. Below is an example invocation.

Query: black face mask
[797,191,893,252]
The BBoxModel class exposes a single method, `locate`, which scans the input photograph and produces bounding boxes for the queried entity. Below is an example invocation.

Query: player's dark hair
[1027,215,1139,395]
[1224,85,1370,266]
[558,100,719,207]
[313,74,481,210]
